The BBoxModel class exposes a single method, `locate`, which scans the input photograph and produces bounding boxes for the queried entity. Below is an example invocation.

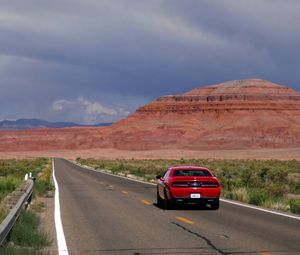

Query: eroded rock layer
[138,79,300,113]
[101,79,300,150]
[0,79,299,152]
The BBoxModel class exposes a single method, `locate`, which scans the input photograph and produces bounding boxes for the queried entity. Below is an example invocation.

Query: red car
[156,166,221,209]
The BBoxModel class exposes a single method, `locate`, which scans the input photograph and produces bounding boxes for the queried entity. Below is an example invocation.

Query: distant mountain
[0,118,112,130]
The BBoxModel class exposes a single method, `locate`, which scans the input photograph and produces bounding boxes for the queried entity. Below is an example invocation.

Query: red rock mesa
[0,79,299,152]
[100,79,300,150]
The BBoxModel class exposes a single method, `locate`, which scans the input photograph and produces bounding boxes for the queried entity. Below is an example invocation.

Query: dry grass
[230,188,249,203]
[262,200,290,211]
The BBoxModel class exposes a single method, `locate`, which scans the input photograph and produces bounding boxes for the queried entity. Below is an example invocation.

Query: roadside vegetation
[0,210,50,255]
[76,158,300,214]
[0,158,53,255]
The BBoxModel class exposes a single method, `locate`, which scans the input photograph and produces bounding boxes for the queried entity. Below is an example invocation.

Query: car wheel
[157,188,163,207]
[210,199,220,210]
[163,189,172,210]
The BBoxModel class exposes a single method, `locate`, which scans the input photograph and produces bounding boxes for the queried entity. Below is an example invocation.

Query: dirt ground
[32,173,57,255]
[37,195,57,255]
[0,147,299,160]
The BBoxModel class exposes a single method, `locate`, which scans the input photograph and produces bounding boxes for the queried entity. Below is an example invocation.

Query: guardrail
[0,179,34,245]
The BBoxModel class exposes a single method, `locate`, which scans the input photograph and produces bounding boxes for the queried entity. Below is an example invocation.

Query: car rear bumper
[170,196,219,204]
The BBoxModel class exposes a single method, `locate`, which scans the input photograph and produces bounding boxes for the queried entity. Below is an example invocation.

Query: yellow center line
[176,216,194,225]
[121,190,129,195]
[141,199,151,205]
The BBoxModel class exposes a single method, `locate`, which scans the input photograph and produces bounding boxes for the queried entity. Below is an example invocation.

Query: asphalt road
[54,158,300,255]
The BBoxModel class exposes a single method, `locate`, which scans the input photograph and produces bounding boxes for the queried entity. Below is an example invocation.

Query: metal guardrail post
[0,179,34,245]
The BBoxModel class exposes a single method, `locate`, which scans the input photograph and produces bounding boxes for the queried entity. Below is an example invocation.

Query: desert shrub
[268,168,288,183]
[0,177,21,199]
[249,189,270,206]
[266,183,286,198]
[0,210,51,255]
[0,158,51,202]
[9,210,49,248]
[219,178,241,192]
[289,199,300,214]
[288,180,300,194]
[33,163,54,198]
[0,158,48,179]
[33,180,53,198]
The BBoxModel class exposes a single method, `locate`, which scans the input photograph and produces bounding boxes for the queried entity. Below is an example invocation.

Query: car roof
[170,166,210,171]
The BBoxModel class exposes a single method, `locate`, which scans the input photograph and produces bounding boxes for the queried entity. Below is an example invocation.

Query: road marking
[260,252,273,255]
[176,216,194,225]
[122,190,129,195]
[71,160,300,221]
[217,234,229,239]
[220,198,300,220]
[53,160,69,255]
[141,199,151,205]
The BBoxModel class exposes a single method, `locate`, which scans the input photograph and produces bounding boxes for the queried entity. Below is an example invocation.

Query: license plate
[190,193,201,198]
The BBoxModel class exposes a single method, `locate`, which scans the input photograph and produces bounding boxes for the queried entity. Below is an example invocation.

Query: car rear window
[172,169,212,177]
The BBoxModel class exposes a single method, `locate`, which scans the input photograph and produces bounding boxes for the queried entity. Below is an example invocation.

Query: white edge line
[220,198,300,220]
[71,160,300,221]
[53,159,69,255]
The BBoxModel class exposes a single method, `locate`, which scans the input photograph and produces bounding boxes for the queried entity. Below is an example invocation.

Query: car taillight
[201,182,219,187]
[171,182,189,187]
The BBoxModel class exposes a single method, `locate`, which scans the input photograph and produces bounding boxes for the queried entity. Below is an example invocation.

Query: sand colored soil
[0,147,299,160]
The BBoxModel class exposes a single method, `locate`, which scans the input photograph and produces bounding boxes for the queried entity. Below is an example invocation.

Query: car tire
[157,188,163,208]
[163,189,172,210]
[210,199,220,210]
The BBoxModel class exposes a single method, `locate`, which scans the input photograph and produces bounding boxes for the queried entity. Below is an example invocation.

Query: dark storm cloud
[1,0,300,123]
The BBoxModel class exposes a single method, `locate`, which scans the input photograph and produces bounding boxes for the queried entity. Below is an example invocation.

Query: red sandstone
[0,79,299,156]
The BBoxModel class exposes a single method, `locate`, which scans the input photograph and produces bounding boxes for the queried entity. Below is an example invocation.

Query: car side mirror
[156,175,164,181]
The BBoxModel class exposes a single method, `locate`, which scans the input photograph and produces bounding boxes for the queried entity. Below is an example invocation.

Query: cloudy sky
[1,0,300,124]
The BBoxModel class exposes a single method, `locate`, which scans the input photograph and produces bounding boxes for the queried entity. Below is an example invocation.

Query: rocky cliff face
[0,79,299,152]
[100,79,300,150]
[137,79,300,113]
